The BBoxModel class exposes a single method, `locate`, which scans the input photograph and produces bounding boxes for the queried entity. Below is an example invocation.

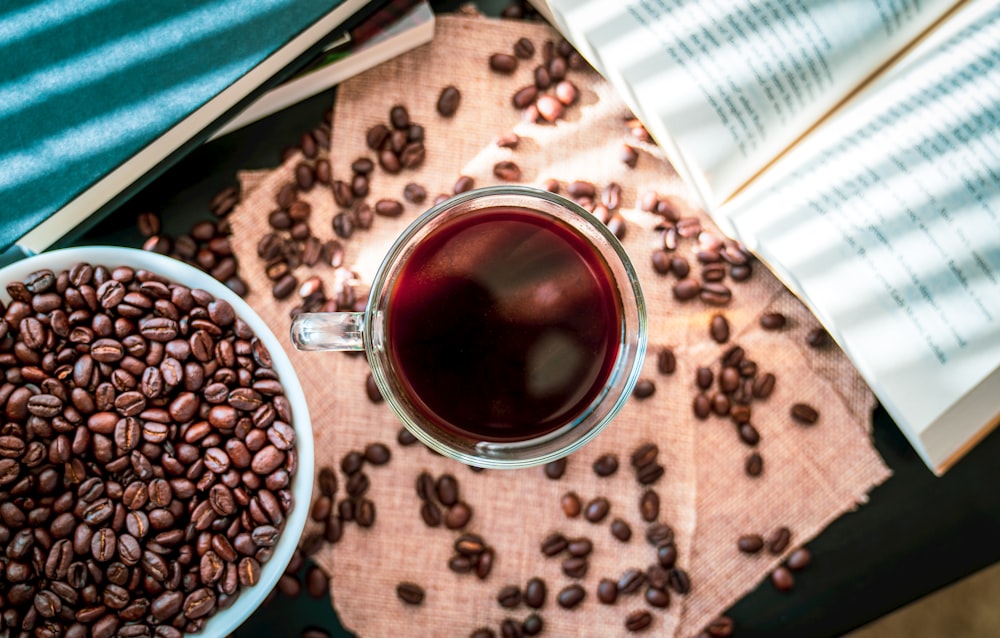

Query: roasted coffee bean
[636,462,664,485]
[745,452,764,477]
[646,522,674,546]
[524,577,546,609]
[556,584,585,609]
[771,566,795,591]
[562,556,588,578]
[760,312,787,330]
[403,183,427,204]
[593,453,619,477]
[597,578,618,604]
[454,175,475,194]
[610,518,632,542]
[420,501,442,527]
[497,584,522,608]
[448,554,474,573]
[806,326,830,348]
[543,457,566,479]
[489,53,518,73]
[752,373,776,399]
[706,615,735,637]
[617,568,646,594]
[396,582,425,605]
[444,502,472,529]
[436,85,461,117]
[500,618,522,638]
[645,585,670,608]
[374,199,404,217]
[476,546,495,580]
[495,132,520,149]
[493,161,522,181]
[513,37,535,59]
[455,533,486,556]
[786,547,812,571]
[632,379,656,399]
[710,313,730,343]
[540,532,568,556]
[625,610,653,631]
[738,534,765,554]
[584,497,610,522]
[738,423,760,446]
[397,427,418,446]
[512,85,539,109]
[639,489,660,522]
[435,474,459,506]
[364,442,391,465]
[767,526,792,555]
[668,567,691,595]
[522,614,543,636]
[790,402,820,425]
[657,541,678,569]
[561,491,582,518]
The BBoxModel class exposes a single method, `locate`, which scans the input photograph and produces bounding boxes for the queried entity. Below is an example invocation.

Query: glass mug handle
[289,312,365,351]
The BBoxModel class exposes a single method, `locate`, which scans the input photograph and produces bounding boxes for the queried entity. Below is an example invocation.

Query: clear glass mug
[290,185,647,468]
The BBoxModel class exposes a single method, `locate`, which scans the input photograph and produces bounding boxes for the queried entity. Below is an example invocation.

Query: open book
[539,0,1000,475]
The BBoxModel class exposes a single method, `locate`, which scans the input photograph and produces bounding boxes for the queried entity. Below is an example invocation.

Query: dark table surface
[73,8,1000,638]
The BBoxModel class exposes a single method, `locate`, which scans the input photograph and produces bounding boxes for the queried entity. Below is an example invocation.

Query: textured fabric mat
[228,14,890,637]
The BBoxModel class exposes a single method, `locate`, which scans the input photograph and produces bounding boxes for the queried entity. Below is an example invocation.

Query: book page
[546,0,957,209]
[720,0,1000,466]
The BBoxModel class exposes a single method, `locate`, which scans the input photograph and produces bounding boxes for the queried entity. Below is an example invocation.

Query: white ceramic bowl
[0,246,313,637]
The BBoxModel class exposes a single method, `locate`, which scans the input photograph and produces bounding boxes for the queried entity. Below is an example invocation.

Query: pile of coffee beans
[489,34,590,126]
[0,263,297,637]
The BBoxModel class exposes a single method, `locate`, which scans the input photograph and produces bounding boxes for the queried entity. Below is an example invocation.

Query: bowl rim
[0,246,314,636]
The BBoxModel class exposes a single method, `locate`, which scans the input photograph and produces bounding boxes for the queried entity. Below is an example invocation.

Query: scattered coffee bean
[760,312,787,330]
[454,175,475,194]
[445,502,472,529]
[710,313,730,343]
[646,522,674,546]
[497,584,522,608]
[396,582,425,605]
[397,427,419,446]
[305,565,330,598]
[524,577,547,609]
[771,565,795,591]
[436,85,462,117]
[806,326,831,348]
[544,457,567,479]
[706,615,735,637]
[365,373,383,403]
[667,567,692,595]
[493,160,522,181]
[561,491,582,517]
[745,451,764,477]
[490,52,519,73]
[625,609,653,631]
[617,568,646,595]
[584,496,611,522]
[790,402,820,425]
[540,531,569,557]
[737,534,765,554]
[738,422,760,446]
[513,37,535,59]
[562,556,588,578]
[396,184,426,207]
[522,613,543,636]
[639,490,660,522]
[645,585,671,608]
[768,526,792,555]
[597,578,618,604]
[786,547,812,571]
[632,379,656,399]
[364,442,391,465]
[657,542,678,569]
[610,518,632,542]
[556,584,586,609]
[436,474,459,506]
[593,453,619,476]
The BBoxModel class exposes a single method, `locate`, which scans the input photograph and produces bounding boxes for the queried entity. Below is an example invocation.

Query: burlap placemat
[228,14,891,637]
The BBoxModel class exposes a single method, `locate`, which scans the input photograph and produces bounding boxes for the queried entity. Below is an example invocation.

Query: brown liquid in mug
[387,206,622,441]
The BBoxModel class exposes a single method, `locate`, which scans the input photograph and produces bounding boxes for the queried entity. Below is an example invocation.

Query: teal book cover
[0,0,372,256]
